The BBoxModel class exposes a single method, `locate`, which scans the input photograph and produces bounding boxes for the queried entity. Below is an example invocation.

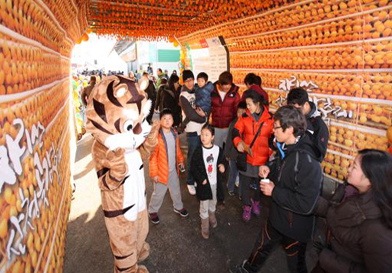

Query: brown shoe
[209,210,217,228]
[201,218,209,239]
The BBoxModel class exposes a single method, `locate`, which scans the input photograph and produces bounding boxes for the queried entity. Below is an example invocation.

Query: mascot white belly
[123,150,146,221]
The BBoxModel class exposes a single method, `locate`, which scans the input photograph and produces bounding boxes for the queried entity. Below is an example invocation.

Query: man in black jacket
[231,105,323,273]
[287,87,329,163]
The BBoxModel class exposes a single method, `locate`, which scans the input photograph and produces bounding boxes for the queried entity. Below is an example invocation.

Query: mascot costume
[86,75,159,273]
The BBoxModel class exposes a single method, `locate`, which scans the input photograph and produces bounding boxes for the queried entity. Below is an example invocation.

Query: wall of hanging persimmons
[0,0,89,272]
[0,0,392,272]
[179,0,392,183]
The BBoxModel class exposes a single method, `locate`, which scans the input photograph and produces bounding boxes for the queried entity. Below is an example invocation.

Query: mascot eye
[123,120,134,132]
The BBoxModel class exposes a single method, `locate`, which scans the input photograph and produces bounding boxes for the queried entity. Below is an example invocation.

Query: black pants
[239,174,260,206]
[244,222,308,273]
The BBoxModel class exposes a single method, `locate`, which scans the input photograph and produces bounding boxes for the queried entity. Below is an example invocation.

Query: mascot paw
[150,120,160,135]
[146,120,160,145]
[105,148,128,178]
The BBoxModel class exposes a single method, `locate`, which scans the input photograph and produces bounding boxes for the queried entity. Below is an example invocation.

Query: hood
[285,133,317,159]
[244,106,271,122]
[203,81,215,93]
[212,81,238,95]
[249,84,263,94]
[307,101,320,119]
[181,85,194,94]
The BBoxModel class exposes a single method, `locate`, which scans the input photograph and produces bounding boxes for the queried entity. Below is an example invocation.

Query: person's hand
[202,179,207,185]
[312,235,329,255]
[237,141,245,152]
[260,181,275,196]
[218,164,225,173]
[153,176,159,183]
[259,165,270,179]
[195,107,206,117]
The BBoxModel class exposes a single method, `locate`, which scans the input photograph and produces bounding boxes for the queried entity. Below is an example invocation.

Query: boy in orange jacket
[148,108,189,224]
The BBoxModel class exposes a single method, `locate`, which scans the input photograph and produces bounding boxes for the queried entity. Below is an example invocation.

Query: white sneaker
[187,185,196,195]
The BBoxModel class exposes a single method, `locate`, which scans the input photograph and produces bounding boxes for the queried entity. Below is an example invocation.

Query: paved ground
[64,132,333,273]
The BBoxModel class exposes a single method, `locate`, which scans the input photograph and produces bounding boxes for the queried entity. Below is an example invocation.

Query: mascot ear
[138,78,149,91]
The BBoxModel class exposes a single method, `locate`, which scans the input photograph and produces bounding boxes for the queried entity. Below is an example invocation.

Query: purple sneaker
[251,199,261,216]
[242,205,252,222]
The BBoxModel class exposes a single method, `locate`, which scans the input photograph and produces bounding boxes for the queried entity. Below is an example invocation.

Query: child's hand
[218,164,225,173]
[153,176,159,183]
[202,179,207,185]
[195,107,206,117]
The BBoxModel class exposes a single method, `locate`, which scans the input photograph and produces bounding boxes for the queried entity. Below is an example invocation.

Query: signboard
[120,44,137,62]
[189,36,229,82]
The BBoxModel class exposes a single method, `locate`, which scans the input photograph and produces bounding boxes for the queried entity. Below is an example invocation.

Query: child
[148,108,189,224]
[190,124,227,239]
[178,72,214,133]
[195,72,214,116]
[224,101,247,197]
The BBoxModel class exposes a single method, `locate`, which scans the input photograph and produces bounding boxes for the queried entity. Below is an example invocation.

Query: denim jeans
[227,160,241,193]
[186,133,201,185]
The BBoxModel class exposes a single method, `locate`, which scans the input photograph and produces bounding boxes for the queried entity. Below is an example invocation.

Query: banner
[0,0,88,271]
[187,36,229,83]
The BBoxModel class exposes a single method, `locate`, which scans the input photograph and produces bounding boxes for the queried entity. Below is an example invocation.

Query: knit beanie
[182,70,194,82]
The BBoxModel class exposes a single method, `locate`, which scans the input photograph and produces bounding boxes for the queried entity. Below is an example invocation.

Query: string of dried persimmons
[85,0,291,41]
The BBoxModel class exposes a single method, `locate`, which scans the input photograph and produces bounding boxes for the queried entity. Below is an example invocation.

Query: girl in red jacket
[233,90,274,221]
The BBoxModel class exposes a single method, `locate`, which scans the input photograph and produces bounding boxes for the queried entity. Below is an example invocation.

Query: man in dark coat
[231,105,323,273]
[287,87,329,163]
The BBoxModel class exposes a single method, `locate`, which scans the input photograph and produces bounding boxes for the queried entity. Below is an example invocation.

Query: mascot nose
[133,123,142,135]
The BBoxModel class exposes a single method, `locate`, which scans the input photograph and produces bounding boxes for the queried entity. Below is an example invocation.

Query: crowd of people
[81,68,392,273]
[143,69,392,273]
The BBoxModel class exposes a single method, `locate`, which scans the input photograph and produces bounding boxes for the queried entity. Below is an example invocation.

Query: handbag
[236,121,265,172]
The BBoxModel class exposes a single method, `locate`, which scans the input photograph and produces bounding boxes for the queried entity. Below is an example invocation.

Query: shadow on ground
[64,133,329,273]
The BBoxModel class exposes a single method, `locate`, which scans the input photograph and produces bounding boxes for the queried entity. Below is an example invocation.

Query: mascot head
[86,75,152,151]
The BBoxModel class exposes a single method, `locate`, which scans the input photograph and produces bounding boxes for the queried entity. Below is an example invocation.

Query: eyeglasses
[273,126,282,130]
